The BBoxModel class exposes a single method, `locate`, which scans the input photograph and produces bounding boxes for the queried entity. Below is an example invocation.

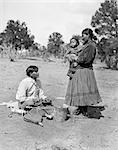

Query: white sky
[0,0,105,45]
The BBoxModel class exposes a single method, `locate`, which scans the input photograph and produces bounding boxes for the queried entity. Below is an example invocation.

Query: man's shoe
[37,122,44,127]
[45,114,53,120]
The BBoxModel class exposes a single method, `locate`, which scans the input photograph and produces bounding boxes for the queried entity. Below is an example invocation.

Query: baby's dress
[67,45,83,79]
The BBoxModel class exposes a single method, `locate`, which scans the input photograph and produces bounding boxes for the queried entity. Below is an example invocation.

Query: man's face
[30,71,39,79]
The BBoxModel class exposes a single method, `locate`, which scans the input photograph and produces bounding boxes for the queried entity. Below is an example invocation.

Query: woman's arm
[75,44,96,64]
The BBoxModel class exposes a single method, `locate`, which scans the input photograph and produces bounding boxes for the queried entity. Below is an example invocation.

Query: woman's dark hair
[26,65,38,77]
[82,28,97,40]
[70,36,80,46]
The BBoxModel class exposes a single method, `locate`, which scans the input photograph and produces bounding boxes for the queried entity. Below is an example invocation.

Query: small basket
[53,107,70,122]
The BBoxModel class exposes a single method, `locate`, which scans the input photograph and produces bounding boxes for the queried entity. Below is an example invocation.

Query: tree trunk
[105,55,111,68]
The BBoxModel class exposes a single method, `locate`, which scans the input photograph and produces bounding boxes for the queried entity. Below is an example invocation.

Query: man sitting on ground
[16,65,53,127]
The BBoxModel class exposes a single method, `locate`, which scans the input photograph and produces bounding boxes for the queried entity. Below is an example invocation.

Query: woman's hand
[73,62,78,67]
[69,54,78,61]
[73,56,78,61]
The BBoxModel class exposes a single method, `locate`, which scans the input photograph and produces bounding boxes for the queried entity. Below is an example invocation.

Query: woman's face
[70,39,78,48]
[82,33,90,43]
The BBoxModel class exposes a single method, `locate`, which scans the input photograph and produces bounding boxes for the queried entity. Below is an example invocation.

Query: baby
[65,37,82,79]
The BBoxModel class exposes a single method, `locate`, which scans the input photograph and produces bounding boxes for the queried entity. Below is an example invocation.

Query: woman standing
[64,28,102,117]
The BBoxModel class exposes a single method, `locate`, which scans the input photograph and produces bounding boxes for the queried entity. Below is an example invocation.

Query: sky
[0,0,105,45]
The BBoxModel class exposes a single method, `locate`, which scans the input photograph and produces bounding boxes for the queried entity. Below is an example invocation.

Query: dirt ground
[0,57,118,150]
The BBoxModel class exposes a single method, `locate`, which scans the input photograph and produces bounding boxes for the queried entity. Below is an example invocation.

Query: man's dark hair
[26,65,38,77]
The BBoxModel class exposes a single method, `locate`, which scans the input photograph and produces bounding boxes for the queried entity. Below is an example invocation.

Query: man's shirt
[16,77,46,102]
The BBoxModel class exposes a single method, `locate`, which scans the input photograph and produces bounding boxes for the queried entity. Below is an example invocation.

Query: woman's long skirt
[65,68,102,107]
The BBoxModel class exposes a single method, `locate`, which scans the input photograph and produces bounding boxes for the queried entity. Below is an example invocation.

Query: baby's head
[26,65,39,79]
[70,37,79,48]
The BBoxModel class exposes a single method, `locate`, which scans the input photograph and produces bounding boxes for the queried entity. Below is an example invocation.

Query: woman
[64,28,102,117]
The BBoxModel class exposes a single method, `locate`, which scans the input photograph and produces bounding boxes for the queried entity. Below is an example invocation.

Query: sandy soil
[0,57,118,150]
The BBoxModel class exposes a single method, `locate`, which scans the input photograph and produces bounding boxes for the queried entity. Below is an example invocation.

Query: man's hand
[32,98,39,103]
[23,99,34,107]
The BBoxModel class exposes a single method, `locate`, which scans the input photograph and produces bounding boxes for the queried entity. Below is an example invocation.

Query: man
[16,65,53,127]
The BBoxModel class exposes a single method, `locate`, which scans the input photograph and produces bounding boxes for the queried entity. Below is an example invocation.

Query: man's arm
[16,80,36,108]
[39,89,47,100]
[16,80,27,102]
